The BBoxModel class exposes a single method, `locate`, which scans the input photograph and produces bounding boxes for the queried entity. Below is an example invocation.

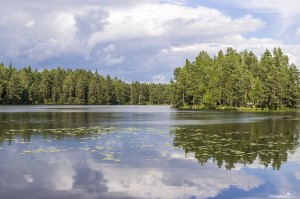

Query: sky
[1,0,300,82]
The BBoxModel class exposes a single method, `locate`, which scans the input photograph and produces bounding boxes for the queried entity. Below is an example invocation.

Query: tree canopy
[0,64,171,105]
[171,48,300,110]
[1,47,299,110]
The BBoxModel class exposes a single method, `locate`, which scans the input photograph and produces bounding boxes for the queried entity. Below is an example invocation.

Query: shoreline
[177,106,297,112]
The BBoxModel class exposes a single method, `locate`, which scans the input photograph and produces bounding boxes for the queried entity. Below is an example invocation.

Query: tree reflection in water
[171,118,300,170]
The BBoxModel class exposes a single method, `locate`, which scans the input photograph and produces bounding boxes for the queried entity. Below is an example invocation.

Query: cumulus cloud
[0,0,300,82]
[91,44,125,66]
[88,3,263,46]
[223,0,300,37]
[25,38,60,62]
[74,8,109,41]
[104,54,124,66]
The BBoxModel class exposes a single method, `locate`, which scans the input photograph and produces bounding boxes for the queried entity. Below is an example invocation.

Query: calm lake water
[0,105,300,199]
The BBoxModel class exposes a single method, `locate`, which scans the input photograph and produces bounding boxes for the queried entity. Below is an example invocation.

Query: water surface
[0,105,299,199]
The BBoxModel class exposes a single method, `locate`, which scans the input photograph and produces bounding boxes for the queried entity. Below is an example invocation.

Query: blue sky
[1,0,300,82]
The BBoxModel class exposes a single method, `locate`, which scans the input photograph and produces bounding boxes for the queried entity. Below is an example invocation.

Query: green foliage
[0,65,170,105]
[1,47,298,109]
[171,48,300,110]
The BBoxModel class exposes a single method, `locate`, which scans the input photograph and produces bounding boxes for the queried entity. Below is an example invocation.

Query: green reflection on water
[171,118,300,170]
[1,111,300,170]
[0,126,114,145]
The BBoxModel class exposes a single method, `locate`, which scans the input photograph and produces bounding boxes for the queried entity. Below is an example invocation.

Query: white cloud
[90,161,262,199]
[152,73,170,83]
[25,38,60,62]
[0,148,262,199]
[75,8,108,41]
[24,174,33,183]
[104,54,124,66]
[102,44,116,53]
[94,44,124,66]
[0,0,300,81]
[25,20,35,28]
[48,13,76,40]
[0,10,78,62]
[88,3,263,48]
[226,0,300,36]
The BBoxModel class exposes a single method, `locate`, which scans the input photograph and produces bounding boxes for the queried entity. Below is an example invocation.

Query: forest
[170,48,300,110]
[0,63,171,105]
[0,47,299,110]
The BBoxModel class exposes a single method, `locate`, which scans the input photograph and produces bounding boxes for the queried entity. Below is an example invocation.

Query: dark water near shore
[0,105,299,199]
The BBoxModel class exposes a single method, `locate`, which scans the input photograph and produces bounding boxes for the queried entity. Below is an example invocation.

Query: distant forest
[0,63,171,105]
[171,48,300,110]
[1,47,299,110]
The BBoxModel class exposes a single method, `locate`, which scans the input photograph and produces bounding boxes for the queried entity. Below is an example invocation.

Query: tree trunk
[182,92,185,106]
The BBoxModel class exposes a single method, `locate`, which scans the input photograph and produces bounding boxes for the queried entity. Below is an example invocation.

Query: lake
[0,105,299,199]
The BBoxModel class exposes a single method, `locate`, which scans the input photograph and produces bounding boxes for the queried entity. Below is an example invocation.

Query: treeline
[0,63,171,105]
[1,47,299,108]
[171,48,300,110]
